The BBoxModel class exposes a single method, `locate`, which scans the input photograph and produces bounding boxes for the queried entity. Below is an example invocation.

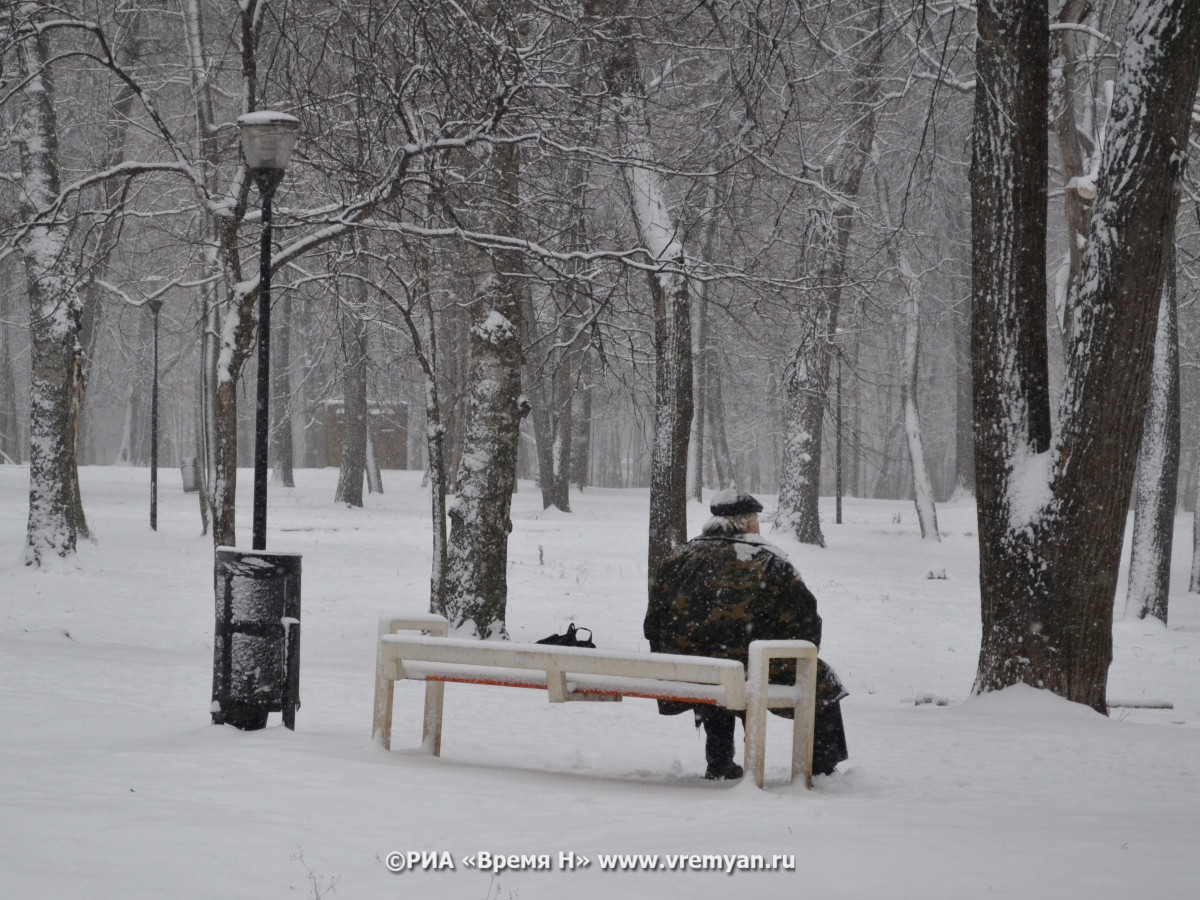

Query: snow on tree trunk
[971,0,1061,702]
[443,283,523,637]
[590,0,693,588]
[972,0,1200,712]
[1126,251,1179,625]
[778,327,829,547]
[443,144,526,638]
[1049,0,1094,354]
[549,357,574,512]
[900,266,938,539]
[15,23,89,565]
[645,262,693,586]
[775,0,884,547]
[365,424,383,495]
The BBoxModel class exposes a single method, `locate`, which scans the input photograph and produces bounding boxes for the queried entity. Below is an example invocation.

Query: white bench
[372,614,819,788]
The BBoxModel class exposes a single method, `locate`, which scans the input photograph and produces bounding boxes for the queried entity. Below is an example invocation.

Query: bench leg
[373,668,395,750]
[746,643,818,789]
[793,658,816,789]
[422,680,445,756]
[744,660,769,789]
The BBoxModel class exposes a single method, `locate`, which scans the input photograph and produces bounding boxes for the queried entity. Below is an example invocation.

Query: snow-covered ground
[2,465,1198,899]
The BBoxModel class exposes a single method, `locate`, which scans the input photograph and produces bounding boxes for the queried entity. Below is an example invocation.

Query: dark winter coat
[644,520,823,713]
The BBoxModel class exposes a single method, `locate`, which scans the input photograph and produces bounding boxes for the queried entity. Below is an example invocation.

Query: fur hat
[709,489,763,517]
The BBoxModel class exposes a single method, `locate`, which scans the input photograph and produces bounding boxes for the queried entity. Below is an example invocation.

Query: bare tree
[775,0,886,547]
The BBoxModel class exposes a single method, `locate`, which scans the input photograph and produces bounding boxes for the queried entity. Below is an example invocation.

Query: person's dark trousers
[696,706,739,773]
[813,701,849,776]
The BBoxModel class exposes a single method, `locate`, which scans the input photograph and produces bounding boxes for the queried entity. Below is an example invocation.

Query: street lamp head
[237,111,300,173]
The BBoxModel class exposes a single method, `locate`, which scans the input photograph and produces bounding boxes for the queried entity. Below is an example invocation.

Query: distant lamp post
[149,296,164,531]
[834,327,844,526]
[238,111,299,551]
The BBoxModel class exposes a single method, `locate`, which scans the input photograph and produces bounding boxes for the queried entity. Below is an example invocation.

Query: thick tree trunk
[973,0,1200,711]
[1126,251,1179,625]
[15,24,89,564]
[443,144,526,637]
[971,0,1057,699]
[646,264,693,584]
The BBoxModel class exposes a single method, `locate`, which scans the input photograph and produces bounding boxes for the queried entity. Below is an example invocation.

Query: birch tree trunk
[15,19,90,564]
[875,160,939,540]
[1050,0,1094,352]
[972,0,1200,711]
[1127,252,1179,624]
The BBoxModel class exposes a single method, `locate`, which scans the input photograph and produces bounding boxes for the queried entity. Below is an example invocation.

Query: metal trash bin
[211,548,301,730]
[181,457,199,493]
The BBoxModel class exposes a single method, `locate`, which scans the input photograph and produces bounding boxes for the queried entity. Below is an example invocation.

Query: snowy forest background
[3,2,1200,700]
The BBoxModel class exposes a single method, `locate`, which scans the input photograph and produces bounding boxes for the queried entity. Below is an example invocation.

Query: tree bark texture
[443,144,526,637]
[15,24,90,564]
[972,0,1200,711]
[588,0,693,589]
[1127,254,1179,625]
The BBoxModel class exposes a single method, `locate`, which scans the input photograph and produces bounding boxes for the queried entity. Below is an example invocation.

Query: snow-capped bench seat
[372,613,819,788]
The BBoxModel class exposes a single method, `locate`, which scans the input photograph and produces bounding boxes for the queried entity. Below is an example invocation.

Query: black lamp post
[834,328,844,526]
[149,296,164,531]
[238,111,299,551]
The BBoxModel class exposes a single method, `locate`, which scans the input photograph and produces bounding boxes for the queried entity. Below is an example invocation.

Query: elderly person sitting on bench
[644,490,849,780]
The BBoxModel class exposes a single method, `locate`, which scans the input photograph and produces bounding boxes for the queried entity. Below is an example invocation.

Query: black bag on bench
[536,623,595,648]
